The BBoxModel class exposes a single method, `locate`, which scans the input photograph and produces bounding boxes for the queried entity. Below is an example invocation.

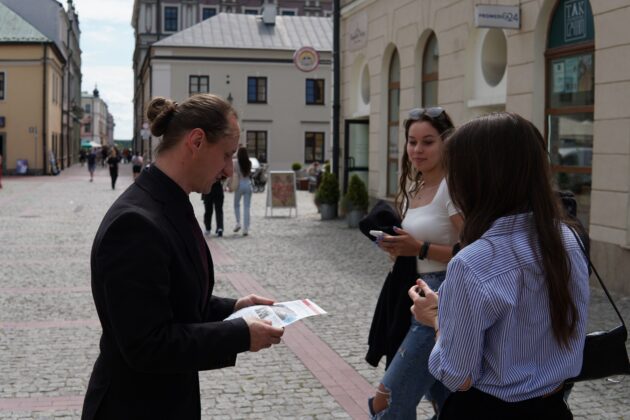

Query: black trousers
[109,167,118,190]
[203,182,224,232]
[440,387,572,420]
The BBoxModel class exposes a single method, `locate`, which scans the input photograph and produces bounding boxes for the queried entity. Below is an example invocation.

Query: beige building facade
[139,12,332,169]
[0,35,65,175]
[339,0,630,293]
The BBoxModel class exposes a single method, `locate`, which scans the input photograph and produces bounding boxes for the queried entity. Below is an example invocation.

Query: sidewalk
[0,164,628,419]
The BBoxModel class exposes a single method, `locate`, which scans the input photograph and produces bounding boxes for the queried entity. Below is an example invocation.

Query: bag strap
[568,227,626,328]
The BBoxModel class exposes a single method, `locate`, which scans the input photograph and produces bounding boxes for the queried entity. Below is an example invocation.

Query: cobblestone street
[0,164,629,419]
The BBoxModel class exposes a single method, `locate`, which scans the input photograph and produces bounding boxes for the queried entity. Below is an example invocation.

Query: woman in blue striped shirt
[410,112,589,419]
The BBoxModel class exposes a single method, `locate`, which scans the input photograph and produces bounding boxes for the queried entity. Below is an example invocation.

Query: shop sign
[293,46,320,73]
[475,5,520,29]
[564,0,587,43]
[347,11,368,51]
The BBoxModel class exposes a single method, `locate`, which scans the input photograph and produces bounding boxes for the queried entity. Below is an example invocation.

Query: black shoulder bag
[565,228,630,383]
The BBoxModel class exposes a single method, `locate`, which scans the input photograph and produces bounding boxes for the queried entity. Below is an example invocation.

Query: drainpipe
[42,44,48,175]
[332,0,340,179]
[149,59,153,161]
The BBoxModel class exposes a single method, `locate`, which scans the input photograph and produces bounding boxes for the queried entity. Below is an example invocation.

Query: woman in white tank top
[369,107,463,419]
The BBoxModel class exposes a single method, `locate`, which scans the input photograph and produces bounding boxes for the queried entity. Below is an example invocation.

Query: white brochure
[225,299,327,328]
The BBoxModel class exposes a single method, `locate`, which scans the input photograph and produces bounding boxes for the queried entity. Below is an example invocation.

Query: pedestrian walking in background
[232,146,252,236]
[131,151,143,180]
[82,94,283,419]
[202,178,224,237]
[369,107,463,419]
[79,149,86,167]
[100,147,107,167]
[410,112,589,419]
[106,148,121,190]
[87,149,97,182]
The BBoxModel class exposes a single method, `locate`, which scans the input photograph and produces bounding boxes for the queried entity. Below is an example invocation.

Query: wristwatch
[418,241,430,260]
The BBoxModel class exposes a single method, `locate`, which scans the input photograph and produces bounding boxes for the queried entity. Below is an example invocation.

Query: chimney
[262,4,276,25]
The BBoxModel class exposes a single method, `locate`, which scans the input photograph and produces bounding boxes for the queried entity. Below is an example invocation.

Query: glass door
[343,120,369,193]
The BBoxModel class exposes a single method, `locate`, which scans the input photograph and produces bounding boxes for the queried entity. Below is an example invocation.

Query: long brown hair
[237,146,251,177]
[146,94,238,155]
[394,108,454,218]
[444,112,577,347]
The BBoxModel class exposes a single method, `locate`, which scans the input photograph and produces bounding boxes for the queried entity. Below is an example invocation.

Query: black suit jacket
[82,166,250,420]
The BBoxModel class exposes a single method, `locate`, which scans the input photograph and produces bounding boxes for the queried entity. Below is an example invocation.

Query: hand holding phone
[369,230,385,240]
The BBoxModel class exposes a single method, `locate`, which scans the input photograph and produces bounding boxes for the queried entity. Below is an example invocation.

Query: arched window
[422,33,439,107]
[546,0,594,227]
[387,50,400,196]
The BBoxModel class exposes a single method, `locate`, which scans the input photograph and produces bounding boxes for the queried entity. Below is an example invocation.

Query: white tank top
[401,178,459,274]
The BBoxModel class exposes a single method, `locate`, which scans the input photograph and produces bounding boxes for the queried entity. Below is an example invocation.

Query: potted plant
[292,162,309,190]
[315,172,340,220]
[343,174,369,228]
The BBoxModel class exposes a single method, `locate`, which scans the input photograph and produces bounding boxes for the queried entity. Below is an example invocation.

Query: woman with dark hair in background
[232,146,252,236]
[106,148,121,190]
[410,112,589,419]
[369,107,463,419]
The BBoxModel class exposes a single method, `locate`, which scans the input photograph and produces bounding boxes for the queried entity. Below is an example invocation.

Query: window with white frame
[202,7,217,20]
[243,7,260,15]
[280,8,297,15]
[0,72,4,100]
[164,6,178,32]
[189,75,209,95]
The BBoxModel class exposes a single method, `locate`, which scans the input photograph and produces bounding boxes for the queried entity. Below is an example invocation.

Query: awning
[81,140,102,148]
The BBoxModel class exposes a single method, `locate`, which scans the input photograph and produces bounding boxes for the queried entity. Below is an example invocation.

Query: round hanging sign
[293,46,320,72]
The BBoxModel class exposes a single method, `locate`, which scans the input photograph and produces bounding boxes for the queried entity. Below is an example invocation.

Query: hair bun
[146,97,177,137]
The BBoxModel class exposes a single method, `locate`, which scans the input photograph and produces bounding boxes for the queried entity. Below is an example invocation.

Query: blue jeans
[369,271,450,419]
[234,179,252,230]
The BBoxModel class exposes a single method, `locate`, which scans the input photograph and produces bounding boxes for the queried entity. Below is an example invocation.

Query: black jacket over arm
[359,201,418,368]
[82,166,250,420]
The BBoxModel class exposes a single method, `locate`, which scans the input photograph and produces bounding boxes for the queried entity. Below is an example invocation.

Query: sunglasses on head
[407,107,445,120]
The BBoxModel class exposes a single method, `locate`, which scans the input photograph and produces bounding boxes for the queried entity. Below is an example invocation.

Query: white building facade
[340,0,630,293]
[131,0,333,153]
[139,12,332,170]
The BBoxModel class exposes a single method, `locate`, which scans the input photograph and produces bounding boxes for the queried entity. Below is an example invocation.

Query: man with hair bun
[82,94,284,419]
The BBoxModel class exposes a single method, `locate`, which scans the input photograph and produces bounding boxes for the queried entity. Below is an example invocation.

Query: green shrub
[291,162,302,171]
[344,174,369,212]
[315,172,340,205]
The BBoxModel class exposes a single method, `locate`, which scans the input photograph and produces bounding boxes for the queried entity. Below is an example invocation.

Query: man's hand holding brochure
[226,299,327,328]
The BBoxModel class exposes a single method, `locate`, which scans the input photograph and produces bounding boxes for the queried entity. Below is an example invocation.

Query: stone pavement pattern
[0,164,628,419]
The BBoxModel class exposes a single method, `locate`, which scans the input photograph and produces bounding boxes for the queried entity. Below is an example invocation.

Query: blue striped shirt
[428,213,590,402]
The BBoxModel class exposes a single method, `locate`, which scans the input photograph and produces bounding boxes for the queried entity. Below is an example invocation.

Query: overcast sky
[72,0,134,139]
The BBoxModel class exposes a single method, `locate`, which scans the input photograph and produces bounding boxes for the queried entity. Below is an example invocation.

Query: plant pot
[346,209,364,228]
[320,203,337,220]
